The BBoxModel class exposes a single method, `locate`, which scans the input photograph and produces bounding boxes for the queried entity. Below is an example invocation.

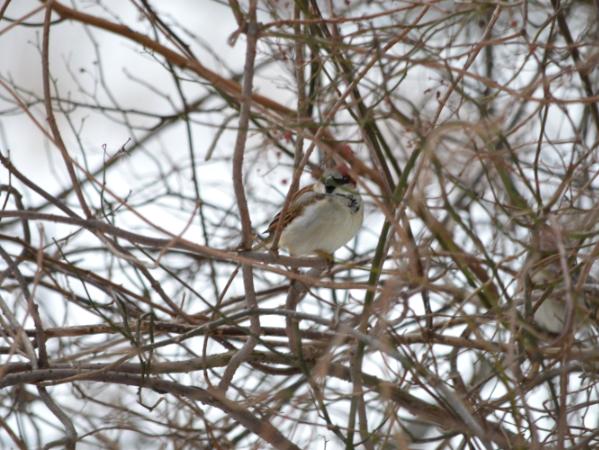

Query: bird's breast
[279,193,363,256]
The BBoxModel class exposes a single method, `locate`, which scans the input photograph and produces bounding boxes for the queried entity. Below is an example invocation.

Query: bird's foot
[315,251,335,270]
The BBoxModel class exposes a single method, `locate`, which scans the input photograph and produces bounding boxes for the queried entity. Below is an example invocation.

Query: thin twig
[219,0,261,393]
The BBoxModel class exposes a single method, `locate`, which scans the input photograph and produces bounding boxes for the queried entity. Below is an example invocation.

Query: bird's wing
[265,184,323,236]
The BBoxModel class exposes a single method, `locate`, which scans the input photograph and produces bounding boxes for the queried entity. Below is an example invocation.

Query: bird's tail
[250,232,271,252]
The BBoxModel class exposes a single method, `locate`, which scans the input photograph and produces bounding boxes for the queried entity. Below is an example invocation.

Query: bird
[520,223,591,335]
[262,164,364,259]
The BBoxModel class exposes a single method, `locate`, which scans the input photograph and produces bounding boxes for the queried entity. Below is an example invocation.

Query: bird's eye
[333,175,350,184]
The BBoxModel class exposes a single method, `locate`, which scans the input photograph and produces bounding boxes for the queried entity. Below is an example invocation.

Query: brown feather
[265,184,324,237]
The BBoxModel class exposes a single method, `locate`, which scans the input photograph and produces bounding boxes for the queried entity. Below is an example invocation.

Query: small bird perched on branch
[263,164,364,259]
[521,222,595,335]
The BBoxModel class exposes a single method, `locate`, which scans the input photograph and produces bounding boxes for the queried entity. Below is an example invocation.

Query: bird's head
[321,164,357,194]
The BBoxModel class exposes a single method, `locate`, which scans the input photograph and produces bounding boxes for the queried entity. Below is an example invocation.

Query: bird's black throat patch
[334,192,360,213]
